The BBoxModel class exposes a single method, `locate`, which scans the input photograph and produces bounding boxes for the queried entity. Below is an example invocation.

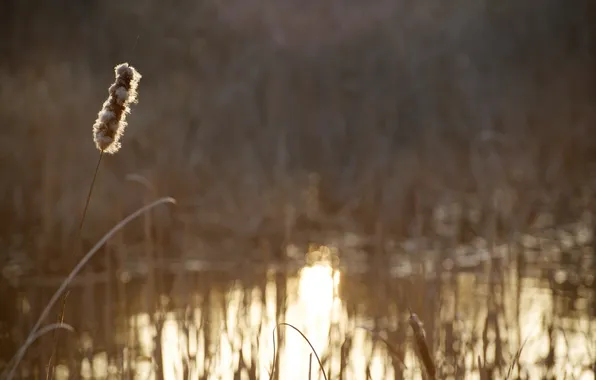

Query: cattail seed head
[93,63,141,154]
[409,312,436,378]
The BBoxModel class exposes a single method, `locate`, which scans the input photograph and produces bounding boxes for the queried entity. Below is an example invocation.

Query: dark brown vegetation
[1,0,596,264]
[0,0,596,378]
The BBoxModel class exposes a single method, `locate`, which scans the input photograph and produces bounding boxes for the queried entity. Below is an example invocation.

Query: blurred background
[1,0,595,379]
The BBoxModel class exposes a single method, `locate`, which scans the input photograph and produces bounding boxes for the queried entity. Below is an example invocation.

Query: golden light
[281,245,343,379]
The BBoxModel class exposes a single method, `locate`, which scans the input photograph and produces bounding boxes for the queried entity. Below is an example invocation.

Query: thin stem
[45,151,103,380]
[79,152,104,233]
[270,323,328,380]
[45,293,69,380]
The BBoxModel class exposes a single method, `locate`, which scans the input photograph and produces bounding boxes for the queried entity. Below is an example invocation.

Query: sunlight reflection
[129,246,347,380]
[282,246,343,379]
[68,242,596,380]
[517,282,596,380]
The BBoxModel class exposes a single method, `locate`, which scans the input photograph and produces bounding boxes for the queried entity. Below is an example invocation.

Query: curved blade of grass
[268,323,277,379]
[269,322,328,380]
[2,197,176,380]
[2,323,74,380]
[505,334,530,380]
[30,323,75,342]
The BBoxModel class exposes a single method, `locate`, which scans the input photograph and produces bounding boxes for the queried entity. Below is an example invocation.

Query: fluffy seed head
[92,63,141,154]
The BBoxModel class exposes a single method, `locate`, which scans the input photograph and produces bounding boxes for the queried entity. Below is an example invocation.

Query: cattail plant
[82,62,142,229]
[45,63,141,379]
[93,63,142,154]
[409,311,436,379]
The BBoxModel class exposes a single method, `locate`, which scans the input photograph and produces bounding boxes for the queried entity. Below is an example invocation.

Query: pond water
[4,238,596,380]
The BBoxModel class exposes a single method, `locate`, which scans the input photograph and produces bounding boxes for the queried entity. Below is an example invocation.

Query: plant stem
[46,151,103,380]
[79,152,104,233]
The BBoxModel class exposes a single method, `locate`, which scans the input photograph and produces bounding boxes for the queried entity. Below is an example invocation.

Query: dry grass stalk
[2,322,74,375]
[408,311,436,379]
[93,63,141,154]
[505,335,530,379]
[2,197,176,380]
[270,322,328,380]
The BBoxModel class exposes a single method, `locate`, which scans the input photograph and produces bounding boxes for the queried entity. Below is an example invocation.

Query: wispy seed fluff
[93,63,141,154]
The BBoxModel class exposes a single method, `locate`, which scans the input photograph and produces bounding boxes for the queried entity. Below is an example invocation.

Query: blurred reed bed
[0,0,596,378]
[3,237,595,379]
[1,0,596,272]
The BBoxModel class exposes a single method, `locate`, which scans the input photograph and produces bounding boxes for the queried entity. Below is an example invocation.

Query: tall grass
[0,0,595,378]
[2,238,594,378]
[2,197,175,380]
[1,0,595,260]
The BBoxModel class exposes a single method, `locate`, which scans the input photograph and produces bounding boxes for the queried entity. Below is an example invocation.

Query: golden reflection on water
[53,245,596,380]
[517,283,595,380]
[283,262,341,378]
[114,251,350,380]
